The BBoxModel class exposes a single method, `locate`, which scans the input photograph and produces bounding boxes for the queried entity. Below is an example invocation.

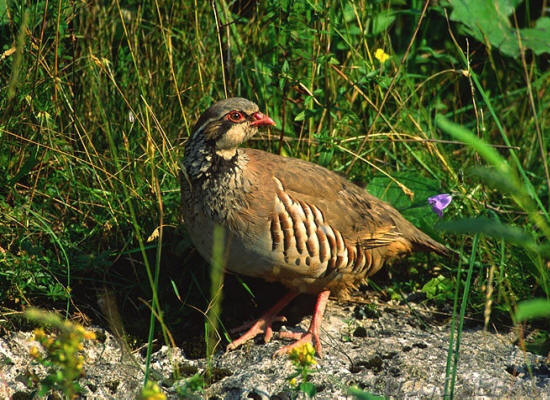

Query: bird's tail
[412,229,449,256]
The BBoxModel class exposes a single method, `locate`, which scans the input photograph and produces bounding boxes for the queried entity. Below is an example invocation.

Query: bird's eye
[226,111,245,123]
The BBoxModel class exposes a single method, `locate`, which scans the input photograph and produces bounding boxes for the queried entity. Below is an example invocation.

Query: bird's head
[189,97,275,159]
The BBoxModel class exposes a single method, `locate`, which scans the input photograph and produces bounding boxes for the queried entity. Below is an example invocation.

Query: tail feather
[389,210,449,256]
[411,230,449,256]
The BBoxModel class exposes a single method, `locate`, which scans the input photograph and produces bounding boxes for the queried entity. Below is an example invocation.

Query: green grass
[1,0,549,397]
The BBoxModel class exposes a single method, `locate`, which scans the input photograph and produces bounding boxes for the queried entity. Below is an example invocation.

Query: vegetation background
[0,0,549,388]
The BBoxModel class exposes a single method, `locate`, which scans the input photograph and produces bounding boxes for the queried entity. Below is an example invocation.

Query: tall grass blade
[443,239,464,399]
[468,166,518,195]
[206,225,226,370]
[437,218,537,250]
[448,233,480,399]
[7,10,28,100]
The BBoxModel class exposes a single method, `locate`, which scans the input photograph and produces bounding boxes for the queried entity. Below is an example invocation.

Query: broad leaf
[422,275,455,301]
[366,171,442,231]
[371,11,395,35]
[300,382,317,397]
[521,17,550,55]
[448,0,550,57]
[348,386,387,400]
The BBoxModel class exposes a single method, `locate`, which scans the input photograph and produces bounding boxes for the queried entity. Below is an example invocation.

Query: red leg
[226,291,298,351]
[274,290,330,357]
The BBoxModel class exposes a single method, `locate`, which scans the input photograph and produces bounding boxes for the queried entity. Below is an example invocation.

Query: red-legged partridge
[180,97,448,356]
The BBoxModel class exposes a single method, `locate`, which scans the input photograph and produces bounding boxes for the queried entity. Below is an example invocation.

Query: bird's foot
[273,289,330,357]
[226,291,298,351]
[226,315,287,351]
[229,315,286,335]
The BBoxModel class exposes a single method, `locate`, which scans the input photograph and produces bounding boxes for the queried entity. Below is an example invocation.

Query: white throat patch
[216,148,238,159]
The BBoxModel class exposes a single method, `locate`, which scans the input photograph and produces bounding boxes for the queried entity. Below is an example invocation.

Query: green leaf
[515,299,550,322]
[422,275,455,301]
[236,276,255,298]
[348,385,387,400]
[371,11,395,35]
[318,146,334,167]
[0,1,8,25]
[521,17,550,55]
[294,111,305,121]
[7,150,40,186]
[366,171,441,231]
[300,382,317,397]
[342,2,356,23]
[448,0,519,55]
[170,279,182,302]
[367,171,439,208]
[281,59,289,74]
[367,175,410,209]
[448,0,550,57]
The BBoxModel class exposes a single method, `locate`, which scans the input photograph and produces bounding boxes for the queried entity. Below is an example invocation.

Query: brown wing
[243,148,448,259]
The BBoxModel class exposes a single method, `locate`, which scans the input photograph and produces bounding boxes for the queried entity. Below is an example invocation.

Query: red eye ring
[225,111,245,123]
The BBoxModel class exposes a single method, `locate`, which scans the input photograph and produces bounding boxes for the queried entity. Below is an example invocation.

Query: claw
[227,290,330,358]
[227,292,297,351]
[230,315,287,335]
[273,290,330,357]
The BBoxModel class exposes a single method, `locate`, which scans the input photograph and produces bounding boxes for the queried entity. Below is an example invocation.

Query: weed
[138,380,166,400]
[288,342,318,398]
[25,308,96,399]
[174,373,205,398]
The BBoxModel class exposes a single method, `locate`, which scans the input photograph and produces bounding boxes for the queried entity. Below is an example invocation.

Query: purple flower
[428,194,452,217]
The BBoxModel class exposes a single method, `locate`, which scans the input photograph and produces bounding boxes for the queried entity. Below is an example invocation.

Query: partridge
[180,97,448,356]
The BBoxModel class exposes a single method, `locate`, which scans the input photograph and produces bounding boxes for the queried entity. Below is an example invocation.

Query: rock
[0,301,548,399]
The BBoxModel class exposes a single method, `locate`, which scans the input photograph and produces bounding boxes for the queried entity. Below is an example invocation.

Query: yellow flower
[305,354,316,366]
[290,377,298,387]
[289,342,317,366]
[139,381,166,400]
[83,329,96,340]
[374,48,390,63]
[29,346,41,359]
[33,328,46,340]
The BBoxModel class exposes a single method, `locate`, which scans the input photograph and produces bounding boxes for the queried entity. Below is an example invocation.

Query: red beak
[250,112,276,127]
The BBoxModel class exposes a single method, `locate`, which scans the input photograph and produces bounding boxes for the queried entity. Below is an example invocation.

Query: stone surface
[0,299,548,399]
